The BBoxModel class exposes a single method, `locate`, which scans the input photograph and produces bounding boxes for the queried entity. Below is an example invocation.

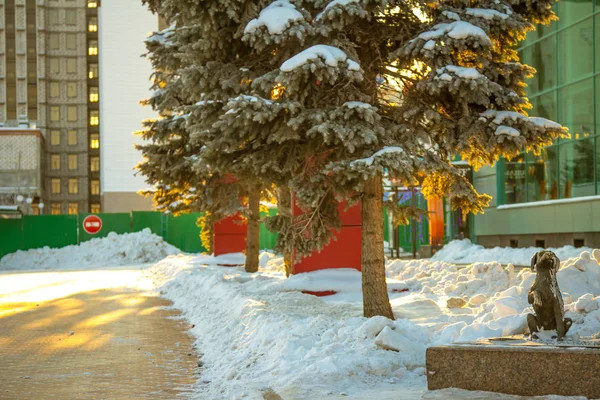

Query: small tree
[139,1,269,272]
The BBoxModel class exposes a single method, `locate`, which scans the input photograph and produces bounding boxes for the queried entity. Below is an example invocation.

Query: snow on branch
[351,147,404,166]
[343,101,375,110]
[146,24,175,45]
[479,110,564,136]
[244,0,304,35]
[280,45,360,72]
[466,8,509,20]
[495,125,520,137]
[417,21,490,45]
[315,0,362,21]
[435,65,483,80]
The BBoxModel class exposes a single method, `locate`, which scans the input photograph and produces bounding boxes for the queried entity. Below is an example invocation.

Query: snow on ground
[0,228,179,271]
[148,247,600,399]
[432,239,595,266]
[2,232,598,399]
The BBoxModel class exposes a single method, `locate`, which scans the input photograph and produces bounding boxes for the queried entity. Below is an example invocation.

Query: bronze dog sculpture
[527,250,572,339]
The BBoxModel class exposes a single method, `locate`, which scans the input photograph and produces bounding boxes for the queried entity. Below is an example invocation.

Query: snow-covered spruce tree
[232,0,566,319]
[138,2,255,262]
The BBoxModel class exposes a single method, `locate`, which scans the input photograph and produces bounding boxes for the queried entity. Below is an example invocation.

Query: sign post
[82,215,102,235]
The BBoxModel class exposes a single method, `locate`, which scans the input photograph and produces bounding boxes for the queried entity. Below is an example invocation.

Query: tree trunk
[276,185,293,277]
[245,186,261,273]
[361,172,394,320]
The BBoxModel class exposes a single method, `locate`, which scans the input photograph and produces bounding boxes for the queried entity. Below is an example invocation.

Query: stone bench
[427,344,600,398]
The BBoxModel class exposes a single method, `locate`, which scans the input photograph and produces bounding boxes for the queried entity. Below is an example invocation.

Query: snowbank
[432,239,595,266]
[148,248,600,398]
[0,229,181,271]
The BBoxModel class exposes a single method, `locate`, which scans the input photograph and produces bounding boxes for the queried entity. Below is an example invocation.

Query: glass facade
[499,0,600,204]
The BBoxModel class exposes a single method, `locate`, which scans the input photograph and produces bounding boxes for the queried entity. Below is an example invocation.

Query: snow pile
[144,246,600,397]
[148,258,427,398]
[0,229,181,271]
[281,44,360,72]
[432,239,595,266]
[244,0,304,35]
[274,268,408,293]
[148,247,600,398]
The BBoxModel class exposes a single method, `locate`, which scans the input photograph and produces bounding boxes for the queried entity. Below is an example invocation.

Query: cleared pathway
[0,267,198,399]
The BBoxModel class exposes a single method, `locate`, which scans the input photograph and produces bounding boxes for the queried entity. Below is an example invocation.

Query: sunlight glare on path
[0,265,155,307]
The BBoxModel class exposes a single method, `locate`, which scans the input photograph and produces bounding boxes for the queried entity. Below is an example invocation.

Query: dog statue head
[530,250,560,273]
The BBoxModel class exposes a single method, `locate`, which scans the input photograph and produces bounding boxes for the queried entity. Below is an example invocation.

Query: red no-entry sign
[83,215,102,235]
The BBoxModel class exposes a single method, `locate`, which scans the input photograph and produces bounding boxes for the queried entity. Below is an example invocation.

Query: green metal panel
[397,192,429,252]
[131,211,163,236]
[167,213,206,253]
[0,219,24,259]
[22,215,78,250]
[79,212,131,242]
[259,209,278,250]
[383,207,389,242]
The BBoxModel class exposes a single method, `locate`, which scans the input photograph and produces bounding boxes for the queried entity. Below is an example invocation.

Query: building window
[51,154,61,170]
[68,129,78,145]
[88,40,98,56]
[558,18,593,86]
[65,9,77,25]
[48,9,59,25]
[90,157,100,172]
[50,82,59,98]
[90,133,99,149]
[51,178,61,194]
[88,0,98,8]
[68,154,78,170]
[50,58,60,74]
[67,106,78,122]
[89,87,99,102]
[68,203,78,215]
[89,64,98,79]
[67,82,77,98]
[66,34,77,50]
[67,58,77,74]
[68,178,78,194]
[91,180,100,195]
[51,130,61,145]
[49,33,60,50]
[88,17,98,32]
[50,106,60,121]
[51,203,61,215]
[90,204,101,213]
[90,110,99,126]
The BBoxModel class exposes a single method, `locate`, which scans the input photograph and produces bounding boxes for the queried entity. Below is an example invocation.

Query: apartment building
[0,0,100,214]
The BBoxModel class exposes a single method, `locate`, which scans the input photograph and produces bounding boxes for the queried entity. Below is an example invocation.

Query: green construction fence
[0,211,284,259]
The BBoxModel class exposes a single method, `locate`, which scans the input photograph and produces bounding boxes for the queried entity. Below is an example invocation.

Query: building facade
[0,0,99,214]
[0,128,44,213]
[473,0,600,248]
[98,0,156,212]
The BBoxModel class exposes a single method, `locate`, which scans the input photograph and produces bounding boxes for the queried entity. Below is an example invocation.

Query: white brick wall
[98,1,157,194]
